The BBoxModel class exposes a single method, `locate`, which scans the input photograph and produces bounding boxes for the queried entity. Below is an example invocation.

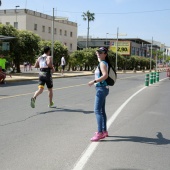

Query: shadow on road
[37,107,94,115]
[0,80,38,87]
[102,132,170,145]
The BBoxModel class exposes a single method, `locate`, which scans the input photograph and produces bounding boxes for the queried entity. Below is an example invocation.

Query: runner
[30,46,55,108]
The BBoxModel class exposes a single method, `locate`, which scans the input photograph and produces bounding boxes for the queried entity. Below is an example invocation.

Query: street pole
[15,5,20,29]
[105,33,109,47]
[51,8,54,63]
[163,43,165,66]
[116,27,119,71]
[150,37,153,72]
[156,50,158,72]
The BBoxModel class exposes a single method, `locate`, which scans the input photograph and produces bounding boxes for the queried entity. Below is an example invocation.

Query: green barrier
[156,72,159,82]
[145,74,149,86]
[153,72,156,83]
[150,72,153,84]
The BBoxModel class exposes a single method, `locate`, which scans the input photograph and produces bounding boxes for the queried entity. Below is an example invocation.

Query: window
[34,24,37,31]
[54,28,57,34]
[70,32,73,37]
[60,29,62,35]
[48,27,51,33]
[42,26,45,32]
[64,42,67,46]
[70,43,73,50]
[14,22,18,29]
[6,22,10,25]
[64,30,67,36]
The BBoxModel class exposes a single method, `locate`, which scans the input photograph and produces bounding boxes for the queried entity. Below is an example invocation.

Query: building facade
[77,37,151,57]
[0,9,77,52]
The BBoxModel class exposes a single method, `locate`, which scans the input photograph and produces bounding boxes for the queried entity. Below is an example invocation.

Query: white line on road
[72,77,168,170]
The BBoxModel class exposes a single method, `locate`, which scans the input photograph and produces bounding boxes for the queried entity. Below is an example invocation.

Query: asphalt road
[0,72,170,170]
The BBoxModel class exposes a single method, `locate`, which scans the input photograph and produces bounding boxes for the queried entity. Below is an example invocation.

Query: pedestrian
[88,47,110,142]
[23,62,27,71]
[61,55,66,75]
[28,62,32,71]
[30,46,55,108]
[0,66,6,84]
[0,54,7,72]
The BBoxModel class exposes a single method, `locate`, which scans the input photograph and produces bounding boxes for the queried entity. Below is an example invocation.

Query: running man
[30,46,55,108]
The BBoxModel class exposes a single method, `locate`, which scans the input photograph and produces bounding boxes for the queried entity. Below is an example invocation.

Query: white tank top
[38,54,48,68]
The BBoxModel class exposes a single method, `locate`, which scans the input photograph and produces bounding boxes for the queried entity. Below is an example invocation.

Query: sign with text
[109,41,131,55]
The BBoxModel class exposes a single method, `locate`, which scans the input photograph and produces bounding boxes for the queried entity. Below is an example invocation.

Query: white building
[0,9,77,52]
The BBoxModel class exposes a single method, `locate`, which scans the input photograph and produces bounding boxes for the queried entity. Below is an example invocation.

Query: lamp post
[15,5,20,29]
[51,8,54,61]
[105,33,109,47]
[116,27,119,71]
[150,37,153,72]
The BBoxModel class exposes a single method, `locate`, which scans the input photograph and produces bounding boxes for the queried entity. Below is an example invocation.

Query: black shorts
[38,71,53,89]
[62,65,65,70]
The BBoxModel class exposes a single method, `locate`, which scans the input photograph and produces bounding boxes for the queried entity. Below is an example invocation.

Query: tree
[82,10,95,48]
[0,24,40,72]
[16,30,40,72]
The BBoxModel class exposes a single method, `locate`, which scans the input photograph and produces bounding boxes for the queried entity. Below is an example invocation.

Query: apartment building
[0,9,77,52]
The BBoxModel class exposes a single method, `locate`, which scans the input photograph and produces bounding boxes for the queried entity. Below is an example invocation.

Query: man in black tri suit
[30,46,55,108]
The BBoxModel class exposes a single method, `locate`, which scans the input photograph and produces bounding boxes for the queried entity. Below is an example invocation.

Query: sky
[1,0,170,46]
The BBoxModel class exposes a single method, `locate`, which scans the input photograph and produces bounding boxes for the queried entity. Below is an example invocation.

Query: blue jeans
[94,86,109,133]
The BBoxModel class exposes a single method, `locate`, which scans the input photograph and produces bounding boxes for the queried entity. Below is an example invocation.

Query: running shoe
[48,101,54,108]
[31,97,35,108]
[95,131,108,137]
[91,132,105,142]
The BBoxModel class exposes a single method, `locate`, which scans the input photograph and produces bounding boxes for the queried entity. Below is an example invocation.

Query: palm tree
[82,10,95,48]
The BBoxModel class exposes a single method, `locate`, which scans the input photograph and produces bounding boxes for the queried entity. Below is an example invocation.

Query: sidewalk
[4,67,166,83]
[5,71,94,82]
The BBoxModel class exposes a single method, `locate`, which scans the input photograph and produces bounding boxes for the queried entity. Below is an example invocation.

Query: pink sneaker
[95,131,108,137]
[103,131,108,137]
[91,132,105,142]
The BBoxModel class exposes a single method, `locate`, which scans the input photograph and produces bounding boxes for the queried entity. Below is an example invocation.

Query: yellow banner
[109,41,131,55]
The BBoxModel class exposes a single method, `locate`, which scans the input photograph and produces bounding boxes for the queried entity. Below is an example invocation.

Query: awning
[0,35,15,40]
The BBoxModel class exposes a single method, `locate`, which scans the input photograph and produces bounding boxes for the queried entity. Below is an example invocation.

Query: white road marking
[72,77,168,170]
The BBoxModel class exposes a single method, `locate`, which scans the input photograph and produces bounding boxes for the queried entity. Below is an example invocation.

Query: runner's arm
[34,59,39,68]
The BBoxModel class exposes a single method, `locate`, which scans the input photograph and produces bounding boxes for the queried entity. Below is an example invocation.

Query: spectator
[23,62,27,71]
[0,54,7,72]
[0,66,6,84]
[61,55,66,75]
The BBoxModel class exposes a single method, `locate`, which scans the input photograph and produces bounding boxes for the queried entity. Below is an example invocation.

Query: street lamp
[15,5,20,29]
[150,37,153,72]
[105,33,109,46]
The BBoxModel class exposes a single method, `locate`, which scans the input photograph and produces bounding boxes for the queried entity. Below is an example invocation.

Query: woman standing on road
[88,47,109,142]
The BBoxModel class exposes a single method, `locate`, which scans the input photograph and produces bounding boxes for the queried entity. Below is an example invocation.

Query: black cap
[97,47,108,53]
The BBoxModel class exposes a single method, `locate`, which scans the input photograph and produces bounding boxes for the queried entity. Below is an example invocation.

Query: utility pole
[51,8,54,63]
[150,37,153,72]
[116,27,119,71]
[15,5,20,29]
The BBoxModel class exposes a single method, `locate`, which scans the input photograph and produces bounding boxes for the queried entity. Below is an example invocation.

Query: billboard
[109,41,131,56]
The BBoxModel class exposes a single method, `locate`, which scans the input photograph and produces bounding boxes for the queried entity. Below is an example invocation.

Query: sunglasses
[97,51,105,54]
